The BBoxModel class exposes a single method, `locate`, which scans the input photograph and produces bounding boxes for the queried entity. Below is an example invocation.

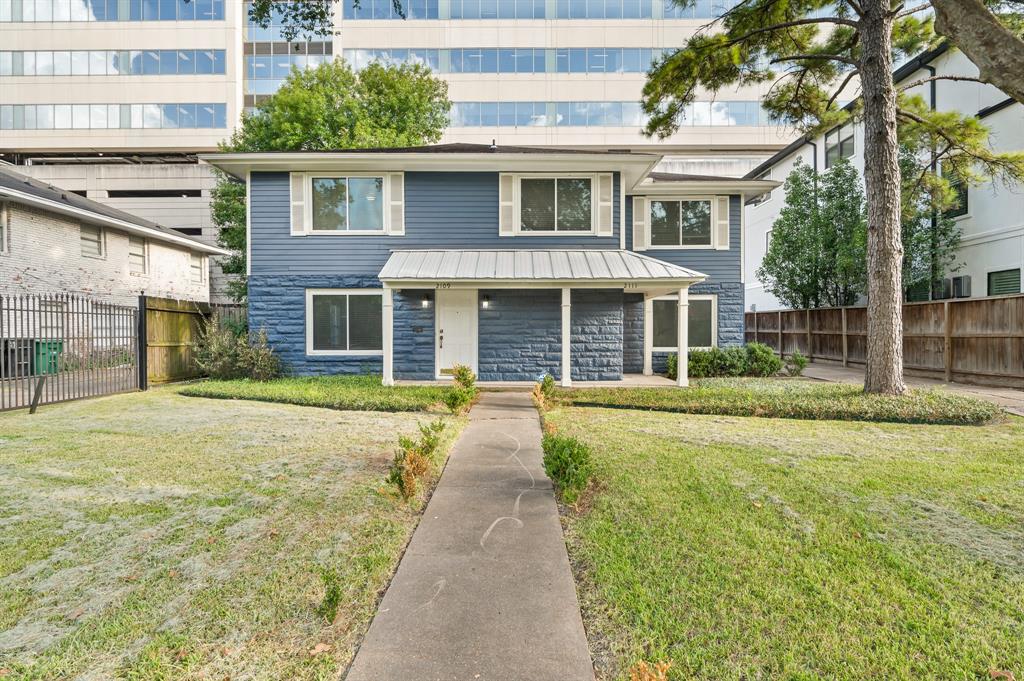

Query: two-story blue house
[203,144,776,386]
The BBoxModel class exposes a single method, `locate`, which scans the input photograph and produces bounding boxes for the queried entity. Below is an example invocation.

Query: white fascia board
[0,186,229,256]
[635,179,781,196]
[200,152,663,190]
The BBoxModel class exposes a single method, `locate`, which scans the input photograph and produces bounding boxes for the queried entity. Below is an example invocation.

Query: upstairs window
[942,165,969,218]
[306,289,383,355]
[128,236,146,274]
[825,122,855,167]
[80,224,103,257]
[652,296,716,349]
[311,176,385,233]
[519,177,593,232]
[650,199,712,247]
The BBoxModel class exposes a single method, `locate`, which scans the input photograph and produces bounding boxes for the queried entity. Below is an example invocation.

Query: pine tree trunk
[860,0,907,395]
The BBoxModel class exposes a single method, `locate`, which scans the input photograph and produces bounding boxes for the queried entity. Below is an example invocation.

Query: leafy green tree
[641,0,1024,394]
[757,158,866,309]
[212,59,451,300]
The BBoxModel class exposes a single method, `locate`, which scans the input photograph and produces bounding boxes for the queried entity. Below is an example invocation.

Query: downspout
[924,63,939,300]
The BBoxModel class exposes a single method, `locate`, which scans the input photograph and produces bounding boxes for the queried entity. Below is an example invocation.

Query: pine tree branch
[771,54,860,67]
[897,75,988,91]
[896,3,930,18]
[827,69,860,109]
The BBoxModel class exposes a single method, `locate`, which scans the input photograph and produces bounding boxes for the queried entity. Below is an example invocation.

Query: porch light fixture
[482,295,490,309]
[421,294,430,308]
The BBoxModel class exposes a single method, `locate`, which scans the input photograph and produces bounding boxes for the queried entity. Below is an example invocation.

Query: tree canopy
[212,58,451,300]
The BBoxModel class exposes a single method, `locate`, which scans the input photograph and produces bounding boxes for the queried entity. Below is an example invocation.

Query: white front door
[436,289,478,378]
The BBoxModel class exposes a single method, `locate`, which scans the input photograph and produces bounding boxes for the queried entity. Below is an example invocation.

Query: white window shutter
[632,196,648,251]
[715,195,730,250]
[499,173,515,237]
[387,173,405,235]
[289,173,306,236]
[596,173,614,236]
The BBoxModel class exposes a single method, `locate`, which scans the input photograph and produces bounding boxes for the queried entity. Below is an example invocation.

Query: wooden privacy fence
[745,294,1024,388]
[141,296,246,385]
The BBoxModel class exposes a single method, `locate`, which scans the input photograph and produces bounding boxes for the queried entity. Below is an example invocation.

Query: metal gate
[0,293,139,412]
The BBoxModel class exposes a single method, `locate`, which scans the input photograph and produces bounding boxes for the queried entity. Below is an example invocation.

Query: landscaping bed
[547,406,1024,679]
[178,374,453,412]
[0,388,463,679]
[553,377,1000,425]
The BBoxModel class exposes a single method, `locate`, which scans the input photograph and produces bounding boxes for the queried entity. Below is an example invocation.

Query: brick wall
[0,202,209,306]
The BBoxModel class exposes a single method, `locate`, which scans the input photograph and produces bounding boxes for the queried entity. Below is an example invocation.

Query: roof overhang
[0,186,229,256]
[378,249,706,291]
[200,151,662,192]
[635,178,781,196]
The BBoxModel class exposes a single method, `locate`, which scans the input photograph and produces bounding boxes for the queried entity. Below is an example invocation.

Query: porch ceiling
[378,249,706,287]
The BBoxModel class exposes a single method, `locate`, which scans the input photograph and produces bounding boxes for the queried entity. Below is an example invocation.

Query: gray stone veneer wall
[394,290,435,380]
[477,289,562,381]
[622,292,644,374]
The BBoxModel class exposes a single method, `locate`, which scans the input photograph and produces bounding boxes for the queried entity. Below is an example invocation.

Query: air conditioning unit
[932,278,952,300]
[953,275,972,298]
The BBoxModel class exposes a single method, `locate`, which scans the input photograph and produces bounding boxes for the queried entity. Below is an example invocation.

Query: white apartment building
[743,43,1024,311]
[2,0,797,300]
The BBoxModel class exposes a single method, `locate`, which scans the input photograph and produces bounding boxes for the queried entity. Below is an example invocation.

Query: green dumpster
[33,340,64,375]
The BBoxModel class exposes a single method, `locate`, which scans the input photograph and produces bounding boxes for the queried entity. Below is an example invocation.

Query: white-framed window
[190,253,205,283]
[519,175,594,233]
[650,198,713,248]
[309,175,386,233]
[80,223,104,257]
[765,228,773,252]
[825,122,855,168]
[651,294,717,350]
[305,289,384,355]
[128,235,147,274]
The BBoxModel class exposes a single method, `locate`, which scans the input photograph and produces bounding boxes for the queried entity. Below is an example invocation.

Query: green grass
[553,377,1001,425]
[177,374,453,412]
[546,406,1024,680]
[0,388,464,679]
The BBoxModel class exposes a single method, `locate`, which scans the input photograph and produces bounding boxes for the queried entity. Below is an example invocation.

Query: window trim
[304,288,385,356]
[306,174,390,235]
[513,173,598,236]
[647,195,716,250]
[80,223,104,259]
[190,252,205,283]
[651,293,717,352]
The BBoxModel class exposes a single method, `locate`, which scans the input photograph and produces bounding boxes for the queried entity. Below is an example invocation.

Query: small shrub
[237,328,282,381]
[452,363,476,390]
[195,314,242,380]
[542,433,593,505]
[417,419,447,460]
[666,353,678,380]
[387,420,448,500]
[317,567,342,622]
[746,342,783,377]
[443,386,475,414]
[785,350,809,377]
[533,373,557,408]
[719,347,749,376]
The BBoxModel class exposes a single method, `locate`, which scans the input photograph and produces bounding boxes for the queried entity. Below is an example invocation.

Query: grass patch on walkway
[553,377,999,425]
[547,406,1024,679]
[0,388,463,679]
[178,374,452,412]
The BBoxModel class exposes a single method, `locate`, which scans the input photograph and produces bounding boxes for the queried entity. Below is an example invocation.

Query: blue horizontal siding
[624,194,742,284]
[250,171,621,276]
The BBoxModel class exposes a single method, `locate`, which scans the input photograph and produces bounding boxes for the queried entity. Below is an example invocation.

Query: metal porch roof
[378,249,706,283]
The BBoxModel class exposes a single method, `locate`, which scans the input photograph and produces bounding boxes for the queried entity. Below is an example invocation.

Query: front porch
[379,249,708,388]
[395,373,678,389]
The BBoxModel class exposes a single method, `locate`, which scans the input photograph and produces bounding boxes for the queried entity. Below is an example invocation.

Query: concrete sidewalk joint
[345,392,595,681]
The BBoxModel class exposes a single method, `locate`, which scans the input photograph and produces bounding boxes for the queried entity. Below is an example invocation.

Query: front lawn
[178,374,452,412]
[546,406,1024,679]
[553,377,1000,424]
[0,388,463,679]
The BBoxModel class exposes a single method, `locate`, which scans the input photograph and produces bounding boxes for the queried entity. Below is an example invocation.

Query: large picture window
[520,177,593,232]
[650,199,712,247]
[652,296,716,349]
[311,176,385,233]
[306,289,383,355]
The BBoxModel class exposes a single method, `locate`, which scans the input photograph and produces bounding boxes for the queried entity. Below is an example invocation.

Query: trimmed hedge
[668,342,783,379]
[552,378,1001,425]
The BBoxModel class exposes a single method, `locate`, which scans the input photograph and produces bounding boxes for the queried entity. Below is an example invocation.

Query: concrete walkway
[345,392,595,681]
[803,363,1024,416]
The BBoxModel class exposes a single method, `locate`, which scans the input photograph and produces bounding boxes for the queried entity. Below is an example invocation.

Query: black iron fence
[0,293,139,412]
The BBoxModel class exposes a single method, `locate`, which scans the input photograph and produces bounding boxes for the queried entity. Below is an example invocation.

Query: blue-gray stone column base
[570,289,623,381]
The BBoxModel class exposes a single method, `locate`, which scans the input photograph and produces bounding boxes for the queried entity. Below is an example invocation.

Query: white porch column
[642,295,653,376]
[382,286,394,386]
[676,286,689,387]
[561,287,572,387]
